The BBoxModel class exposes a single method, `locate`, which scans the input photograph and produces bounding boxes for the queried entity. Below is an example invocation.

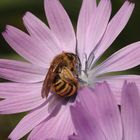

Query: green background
[0,0,139,139]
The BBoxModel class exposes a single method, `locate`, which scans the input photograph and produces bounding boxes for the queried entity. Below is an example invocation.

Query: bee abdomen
[52,79,77,97]
[66,84,77,97]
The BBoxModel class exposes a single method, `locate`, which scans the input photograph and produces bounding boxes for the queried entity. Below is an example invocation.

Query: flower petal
[0,59,46,83]
[75,84,122,140]
[93,1,134,63]
[85,0,111,57]
[2,26,52,67]
[94,42,140,75]
[44,0,76,52]
[69,135,82,140]
[23,12,62,57]
[97,75,140,104]
[0,89,46,114]
[93,82,122,140]
[121,82,140,140]
[77,88,98,118]
[28,104,76,140]
[77,0,96,65]
[8,94,63,140]
[0,82,42,98]
[70,101,106,140]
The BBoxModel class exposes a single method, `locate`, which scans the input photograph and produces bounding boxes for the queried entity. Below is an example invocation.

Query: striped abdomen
[51,77,78,97]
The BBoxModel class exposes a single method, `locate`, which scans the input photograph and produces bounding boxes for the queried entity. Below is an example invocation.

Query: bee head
[65,53,81,75]
[65,53,76,61]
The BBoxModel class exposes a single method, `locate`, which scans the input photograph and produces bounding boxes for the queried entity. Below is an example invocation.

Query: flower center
[78,51,96,87]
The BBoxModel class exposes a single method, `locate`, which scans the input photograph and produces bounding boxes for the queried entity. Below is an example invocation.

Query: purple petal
[28,104,76,140]
[23,12,62,57]
[94,1,134,62]
[0,88,46,114]
[0,59,46,83]
[44,0,76,52]
[85,0,111,57]
[0,82,42,98]
[77,87,98,118]
[69,135,82,140]
[93,82,122,140]
[97,75,140,104]
[94,42,140,75]
[8,94,63,140]
[2,26,52,67]
[121,82,140,140]
[76,83,122,140]
[70,101,106,140]
[76,0,96,66]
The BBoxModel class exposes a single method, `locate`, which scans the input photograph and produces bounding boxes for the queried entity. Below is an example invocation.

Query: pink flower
[0,0,139,139]
[70,82,140,140]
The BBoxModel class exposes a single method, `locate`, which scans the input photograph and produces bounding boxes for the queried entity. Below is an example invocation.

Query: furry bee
[41,52,81,98]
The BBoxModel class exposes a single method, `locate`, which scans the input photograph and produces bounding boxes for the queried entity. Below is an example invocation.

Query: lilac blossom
[0,0,139,139]
[70,82,140,140]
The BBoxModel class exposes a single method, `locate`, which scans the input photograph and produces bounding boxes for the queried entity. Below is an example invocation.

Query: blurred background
[0,0,139,139]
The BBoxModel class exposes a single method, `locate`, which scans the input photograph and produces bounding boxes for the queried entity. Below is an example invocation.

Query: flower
[70,82,140,140]
[0,0,140,139]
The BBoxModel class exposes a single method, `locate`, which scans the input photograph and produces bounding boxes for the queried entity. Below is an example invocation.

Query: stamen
[87,50,95,70]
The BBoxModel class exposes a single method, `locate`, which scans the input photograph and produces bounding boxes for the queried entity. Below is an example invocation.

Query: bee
[41,52,81,98]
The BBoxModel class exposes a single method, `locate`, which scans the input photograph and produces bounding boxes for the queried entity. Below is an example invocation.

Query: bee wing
[41,67,56,98]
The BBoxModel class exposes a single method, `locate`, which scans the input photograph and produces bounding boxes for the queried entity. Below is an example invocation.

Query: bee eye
[68,55,74,60]
[71,67,74,71]
[66,53,75,61]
